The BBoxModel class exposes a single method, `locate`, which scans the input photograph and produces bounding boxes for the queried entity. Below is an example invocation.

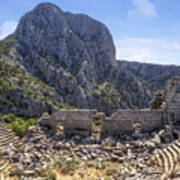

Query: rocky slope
[0,37,74,117]
[1,121,178,179]
[118,61,180,92]
[12,2,120,112]
[1,2,180,116]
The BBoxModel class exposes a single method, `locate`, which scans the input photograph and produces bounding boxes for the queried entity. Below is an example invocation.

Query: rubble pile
[0,123,178,179]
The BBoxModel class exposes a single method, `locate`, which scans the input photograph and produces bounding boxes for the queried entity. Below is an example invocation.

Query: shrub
[7,117,28,137]
[0,36,17,57]
[0,97,14,107]
[93,119,101,126]
[27,118,37,126]
[60,158,80,174]
[2,114,37,137]
[3,113,16,123]
[55,102,75,110]
[48,171,56,180]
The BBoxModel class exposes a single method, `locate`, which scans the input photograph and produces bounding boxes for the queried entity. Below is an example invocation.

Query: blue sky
[0,0,180,65]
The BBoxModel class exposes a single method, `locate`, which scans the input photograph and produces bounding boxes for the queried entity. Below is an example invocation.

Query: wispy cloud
[128,0,157,18]
[163,43,180,52]
[0,21,18,40]
[116,46,152,62]
[115,38,180,65]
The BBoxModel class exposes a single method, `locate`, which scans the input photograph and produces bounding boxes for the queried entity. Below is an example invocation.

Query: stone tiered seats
[0,120,22,179]
[0,160,14,180]
[0,121,20,151]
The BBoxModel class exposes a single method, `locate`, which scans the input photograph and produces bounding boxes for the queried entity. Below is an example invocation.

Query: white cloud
[128,0,157,18]
[0,21,18,40]
[115,38,180,65]
[116,46,152,63]
[162,43,180,52]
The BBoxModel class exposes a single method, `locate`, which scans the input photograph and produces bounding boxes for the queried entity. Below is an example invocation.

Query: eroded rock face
[13,2,118,111]
[15,3,115,78]
[15,3,116,70]
[16,3,115,64]
[4,2,180,116]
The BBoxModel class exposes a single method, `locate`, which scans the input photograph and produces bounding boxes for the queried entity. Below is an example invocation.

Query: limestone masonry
[102,109,164,136]
[39,77,180,136]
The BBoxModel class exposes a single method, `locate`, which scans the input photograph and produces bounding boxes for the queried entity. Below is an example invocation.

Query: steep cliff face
[0,37,74,118]
[118,61,180,92]
[1,2,180,116]
[13,2,118,111]
[14,2,116,80]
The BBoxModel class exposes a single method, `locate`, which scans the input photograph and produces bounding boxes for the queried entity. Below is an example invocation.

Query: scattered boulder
[38,112,57,134]
[149,90,165,109]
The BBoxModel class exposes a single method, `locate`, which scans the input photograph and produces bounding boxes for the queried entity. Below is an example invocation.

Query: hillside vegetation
[0,37,74,118]
[1,3,180,117]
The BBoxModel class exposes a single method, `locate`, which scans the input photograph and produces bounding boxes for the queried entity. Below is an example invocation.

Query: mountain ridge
[1,2,180,116]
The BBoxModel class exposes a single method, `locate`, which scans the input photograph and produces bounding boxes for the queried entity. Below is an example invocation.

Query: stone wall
[40,109,165,136]
[38,77,180,137]
[39,109,96,136]
[50,110,69,125]
[166,77,180,124]
[102,109,165,136]
[39,111,71,132]
[63,109,97,136]
[166,77,180,108]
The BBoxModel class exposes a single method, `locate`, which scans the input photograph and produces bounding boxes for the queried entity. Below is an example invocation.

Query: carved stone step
[0,161,10,171]
[0,160,14,180]
[0,134,16,141]
[0,127,14,133]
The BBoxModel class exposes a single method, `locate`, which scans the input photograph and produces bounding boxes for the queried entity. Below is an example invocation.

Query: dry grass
[53,161,121,180]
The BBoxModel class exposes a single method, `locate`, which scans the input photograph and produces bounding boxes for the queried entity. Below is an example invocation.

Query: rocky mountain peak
[14,2,116,77]
[8,2,118,112]
[2,2,180,116]
[34,2,63,13]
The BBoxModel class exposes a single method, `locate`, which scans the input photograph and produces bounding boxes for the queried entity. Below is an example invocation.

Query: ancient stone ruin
[39,77,180,137]
[149,90,165,109]
[166,77,180,125]
[102,109,164,136]
[1,77,180,180]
